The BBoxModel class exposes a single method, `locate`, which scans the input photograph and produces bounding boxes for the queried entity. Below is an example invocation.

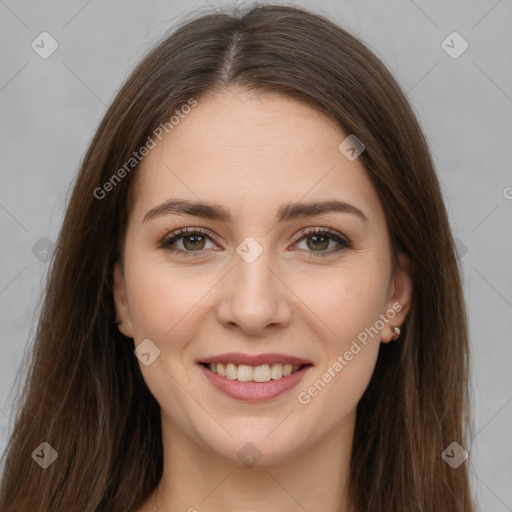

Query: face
[113,90,412,465]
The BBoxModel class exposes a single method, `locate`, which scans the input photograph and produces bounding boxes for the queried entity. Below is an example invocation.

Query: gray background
[1,0,511,509]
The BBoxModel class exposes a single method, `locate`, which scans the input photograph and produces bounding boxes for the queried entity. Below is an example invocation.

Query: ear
[382,252,413,343]
[112,261,134,338]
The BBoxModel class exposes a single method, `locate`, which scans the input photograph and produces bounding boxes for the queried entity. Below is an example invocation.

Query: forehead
[130,90,383,226]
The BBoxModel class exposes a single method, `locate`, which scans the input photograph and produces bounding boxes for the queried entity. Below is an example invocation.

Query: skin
[113,89,413,512]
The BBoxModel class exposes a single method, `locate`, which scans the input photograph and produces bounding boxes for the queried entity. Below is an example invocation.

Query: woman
[0,4,476,511]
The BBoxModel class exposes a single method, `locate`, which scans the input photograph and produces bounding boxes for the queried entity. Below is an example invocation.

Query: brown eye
[306,234,330,251]
[293,228,351,258]
[159,228,217,257]
[183,234,206,250]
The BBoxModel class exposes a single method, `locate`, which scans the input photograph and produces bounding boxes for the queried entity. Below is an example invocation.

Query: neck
[145,411,356,512]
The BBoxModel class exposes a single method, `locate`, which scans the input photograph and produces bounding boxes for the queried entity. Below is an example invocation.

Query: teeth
[270,363,282,379]
[207,362,302,382]
[253,364,271,382]
[283,364,293,377]
[226,363,237,380]
[237,364,253,382]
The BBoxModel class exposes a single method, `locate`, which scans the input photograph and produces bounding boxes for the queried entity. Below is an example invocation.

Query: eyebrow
[143,198,368,225]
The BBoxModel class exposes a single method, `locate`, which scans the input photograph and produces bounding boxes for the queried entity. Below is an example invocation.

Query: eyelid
[159,226,221,247]
[290,226,351,246]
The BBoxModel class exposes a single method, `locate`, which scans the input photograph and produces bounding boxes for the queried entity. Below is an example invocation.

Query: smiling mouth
[200,362,311,383]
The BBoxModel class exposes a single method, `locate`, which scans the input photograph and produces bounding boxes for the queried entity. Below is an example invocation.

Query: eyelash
[158,227,352,259]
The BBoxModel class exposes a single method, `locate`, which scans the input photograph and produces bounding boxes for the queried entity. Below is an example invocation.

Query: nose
[215,245,293,336]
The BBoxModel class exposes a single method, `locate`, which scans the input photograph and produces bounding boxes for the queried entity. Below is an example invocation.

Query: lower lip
[199,364,312,402]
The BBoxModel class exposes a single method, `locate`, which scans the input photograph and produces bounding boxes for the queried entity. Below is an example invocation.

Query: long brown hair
[0,4,475,511]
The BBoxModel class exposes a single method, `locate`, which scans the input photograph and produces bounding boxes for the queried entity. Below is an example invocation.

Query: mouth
[197,353,313,402]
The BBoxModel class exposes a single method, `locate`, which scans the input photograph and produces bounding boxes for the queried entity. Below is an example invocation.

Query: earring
[115,320,123,326]
[392,325,401,341]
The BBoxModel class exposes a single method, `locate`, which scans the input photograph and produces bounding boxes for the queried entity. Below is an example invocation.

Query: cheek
[293,257,389,403]
[123,248,209,339]
[294,276,385,426]
[123,257,212,424]
[300,258,390,343]
[126,274,176,340]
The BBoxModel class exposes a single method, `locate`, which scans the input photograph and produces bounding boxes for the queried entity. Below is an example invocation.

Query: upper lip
[199,353,312,367]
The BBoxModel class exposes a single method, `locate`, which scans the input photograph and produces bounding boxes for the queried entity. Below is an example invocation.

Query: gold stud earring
[392,325,401,341]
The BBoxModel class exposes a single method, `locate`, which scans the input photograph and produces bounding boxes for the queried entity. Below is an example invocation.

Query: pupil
[308,235,328,251]
[184,235,205,250]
